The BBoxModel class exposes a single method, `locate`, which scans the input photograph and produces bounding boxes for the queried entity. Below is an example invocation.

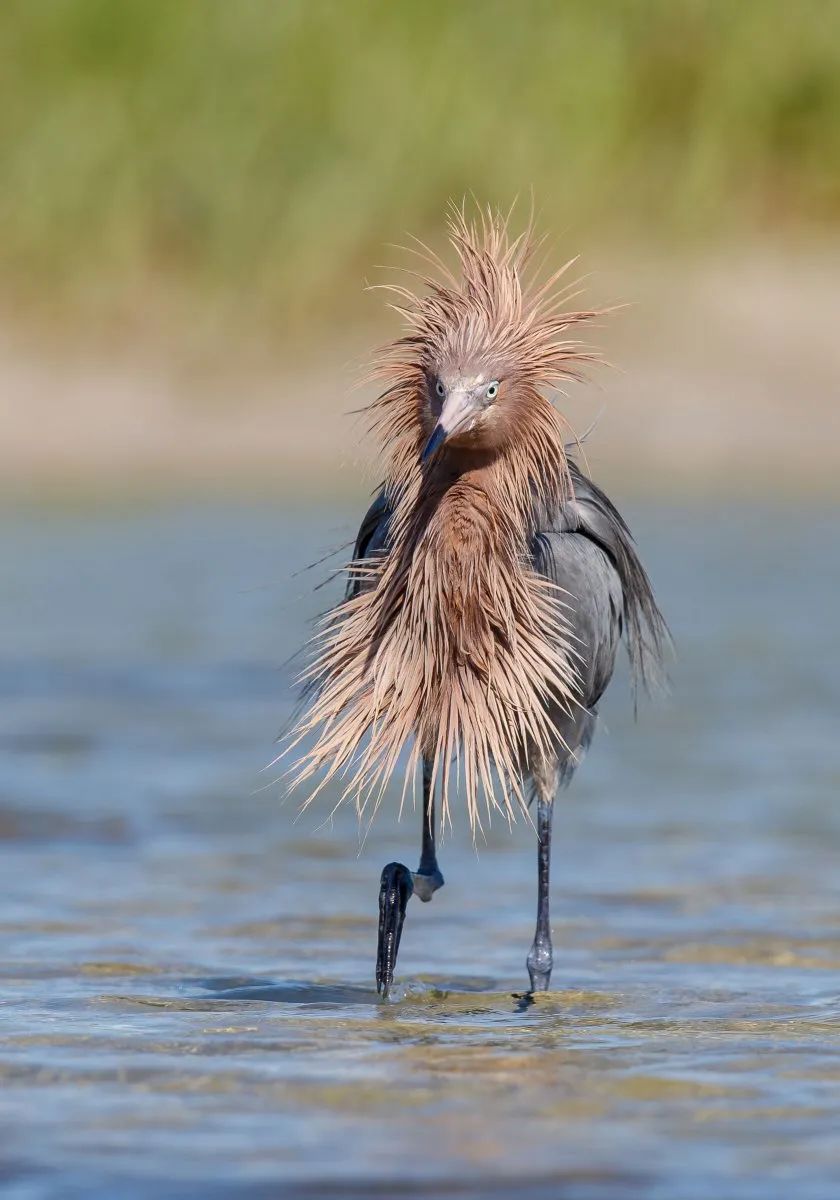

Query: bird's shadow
[188,973,524,1010]
[191,975,375,1007]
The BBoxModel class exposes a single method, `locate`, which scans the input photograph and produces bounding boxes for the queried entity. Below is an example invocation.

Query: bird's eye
[485,381,500,400]
[435,380,446,398]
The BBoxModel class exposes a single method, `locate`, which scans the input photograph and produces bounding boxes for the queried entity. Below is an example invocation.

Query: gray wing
[528,461,668,782]
[531,525,623,713]
[346,487,391,600]
[531,459,669,704]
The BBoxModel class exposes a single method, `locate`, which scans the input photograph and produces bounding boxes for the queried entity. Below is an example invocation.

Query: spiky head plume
[378,204,600,391]
[366,203,603,491]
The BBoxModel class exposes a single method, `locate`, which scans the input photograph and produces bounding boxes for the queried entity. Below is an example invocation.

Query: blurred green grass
[1,0,839,337]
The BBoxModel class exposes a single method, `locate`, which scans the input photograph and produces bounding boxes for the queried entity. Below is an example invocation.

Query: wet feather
[288,204,661,831]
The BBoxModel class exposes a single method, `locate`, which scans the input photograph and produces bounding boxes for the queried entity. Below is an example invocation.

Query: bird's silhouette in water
[289,204,668,996]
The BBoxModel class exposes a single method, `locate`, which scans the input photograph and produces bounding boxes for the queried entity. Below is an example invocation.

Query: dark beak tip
[421,424,446,463]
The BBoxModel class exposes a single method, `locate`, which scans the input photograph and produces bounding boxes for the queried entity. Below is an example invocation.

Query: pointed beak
[421,423,447,462]
[421,388,477,462]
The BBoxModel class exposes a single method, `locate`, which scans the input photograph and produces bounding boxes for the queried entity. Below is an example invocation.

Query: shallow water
[1,497,839,1199]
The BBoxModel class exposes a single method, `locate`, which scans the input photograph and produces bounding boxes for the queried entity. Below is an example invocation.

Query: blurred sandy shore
[3,246,838,503]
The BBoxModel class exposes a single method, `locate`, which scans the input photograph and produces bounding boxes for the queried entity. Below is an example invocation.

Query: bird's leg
[413,756,445,901]
[526,797,554,992]
[375,758,444,996]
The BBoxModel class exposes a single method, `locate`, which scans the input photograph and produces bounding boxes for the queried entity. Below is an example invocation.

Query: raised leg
[376,860,412,996]
[526,796,554,992]
[375,757,445,995]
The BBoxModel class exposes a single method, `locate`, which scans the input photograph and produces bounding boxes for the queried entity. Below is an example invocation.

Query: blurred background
[2,0,839,499]
[3,4,840,1199]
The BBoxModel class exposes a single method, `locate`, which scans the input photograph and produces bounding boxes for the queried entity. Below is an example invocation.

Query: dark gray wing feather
[565,460,669,693]
[346,487,390,600]
[530,528,623,710]
[532,459,669,696]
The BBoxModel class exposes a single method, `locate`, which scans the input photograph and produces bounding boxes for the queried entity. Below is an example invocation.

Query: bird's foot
[526,969,552,993]
[376,862,413,997]
[411,866,444,903]
[526,939,553,993]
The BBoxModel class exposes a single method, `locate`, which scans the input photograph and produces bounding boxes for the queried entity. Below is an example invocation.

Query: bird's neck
[382,458,531,701]
[396,437,549,558]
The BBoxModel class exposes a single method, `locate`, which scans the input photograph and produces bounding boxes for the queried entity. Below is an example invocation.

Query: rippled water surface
[2,498,840,1199]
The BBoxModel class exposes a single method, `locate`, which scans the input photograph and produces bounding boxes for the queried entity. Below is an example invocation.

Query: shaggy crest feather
[288,204,606,833]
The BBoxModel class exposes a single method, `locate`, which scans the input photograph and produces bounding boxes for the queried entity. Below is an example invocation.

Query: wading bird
[290,206,667,996]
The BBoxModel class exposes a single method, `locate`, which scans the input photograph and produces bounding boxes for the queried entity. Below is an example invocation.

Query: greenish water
[1,500,839,1199]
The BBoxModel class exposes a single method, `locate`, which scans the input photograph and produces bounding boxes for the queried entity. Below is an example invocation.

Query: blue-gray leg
[375,758,444,996]
[526,797,554,992]
[414,757,445,901]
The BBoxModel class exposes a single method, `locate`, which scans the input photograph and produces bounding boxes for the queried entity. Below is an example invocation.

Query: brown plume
[288,204,606,834]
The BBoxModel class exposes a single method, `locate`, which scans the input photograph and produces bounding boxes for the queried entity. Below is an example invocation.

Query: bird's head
[369,202,605,473]
[421,370,505,461]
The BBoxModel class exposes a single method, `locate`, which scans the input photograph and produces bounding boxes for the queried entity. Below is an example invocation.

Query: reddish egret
[291,206,667,996]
